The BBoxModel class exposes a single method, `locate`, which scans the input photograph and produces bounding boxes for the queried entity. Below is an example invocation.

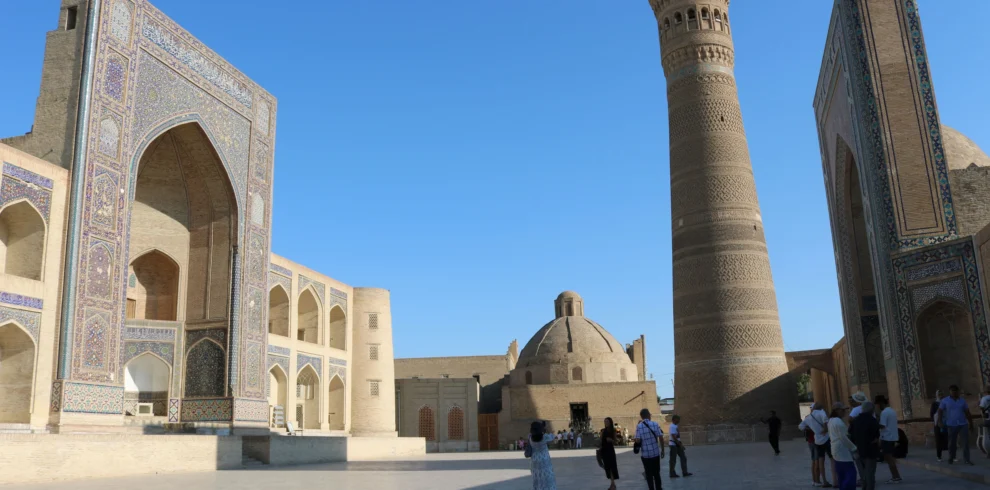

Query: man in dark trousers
[849,401,880,490]
[760,410,782,455]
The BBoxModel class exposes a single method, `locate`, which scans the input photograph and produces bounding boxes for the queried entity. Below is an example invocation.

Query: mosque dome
[514,292,638,384]
[943,126,990,170]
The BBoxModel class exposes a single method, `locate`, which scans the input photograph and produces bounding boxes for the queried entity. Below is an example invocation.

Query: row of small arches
[661,7,729,35]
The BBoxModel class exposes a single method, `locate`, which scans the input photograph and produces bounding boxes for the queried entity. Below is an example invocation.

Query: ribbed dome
[943,125,990,170]
[516,315,634,368]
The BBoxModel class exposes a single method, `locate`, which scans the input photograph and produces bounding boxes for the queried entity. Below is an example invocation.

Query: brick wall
[396,355,511,413]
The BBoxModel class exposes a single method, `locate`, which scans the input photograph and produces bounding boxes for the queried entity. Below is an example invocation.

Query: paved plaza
[11,441,985,489]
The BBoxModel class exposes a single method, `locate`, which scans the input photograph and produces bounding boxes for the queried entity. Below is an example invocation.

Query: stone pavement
[11,440,986,489]
[899,440,990,485]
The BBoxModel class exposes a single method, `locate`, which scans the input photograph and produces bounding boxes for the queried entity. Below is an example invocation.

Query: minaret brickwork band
[648,0,796,426]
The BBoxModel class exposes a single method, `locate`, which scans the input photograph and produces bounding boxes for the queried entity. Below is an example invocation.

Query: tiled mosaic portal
[55,0,276,417]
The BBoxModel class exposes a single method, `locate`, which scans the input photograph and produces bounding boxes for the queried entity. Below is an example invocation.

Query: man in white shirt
[980,385,990,460]
[668,415,692,478]
[799,402,833,487]
[876,395,902,483]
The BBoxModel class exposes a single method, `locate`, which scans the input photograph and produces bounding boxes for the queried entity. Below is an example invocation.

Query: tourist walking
[931,390,949,461]
[760,410,782,455]
[875,395,904,482]
[576,431,583,449]
[527,421,557,490]
[979,385,990,458]
[938,385,974,465]
[599,417,620,490]
[568,429,574,449]
[668,415,692,477]
[828,403,858,490]
[849,401,880,490]
[634,408,666,490]
[799,402,833,487]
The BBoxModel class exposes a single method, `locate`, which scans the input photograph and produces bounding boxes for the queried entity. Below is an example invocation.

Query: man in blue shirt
[634,408,666,490]
[938,384,975,465]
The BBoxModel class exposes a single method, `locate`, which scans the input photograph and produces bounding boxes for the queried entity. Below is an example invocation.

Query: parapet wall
[0,434,426,485]
[0,433,242,485]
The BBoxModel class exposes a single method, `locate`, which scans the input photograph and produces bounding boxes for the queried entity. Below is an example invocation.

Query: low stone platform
[0,433,425,486]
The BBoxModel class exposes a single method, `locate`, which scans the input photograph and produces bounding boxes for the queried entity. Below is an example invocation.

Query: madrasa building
[395,291,659,451]
[0,1,423,481]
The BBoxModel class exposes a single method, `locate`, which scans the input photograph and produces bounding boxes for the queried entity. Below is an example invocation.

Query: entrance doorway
[570,402,589,429]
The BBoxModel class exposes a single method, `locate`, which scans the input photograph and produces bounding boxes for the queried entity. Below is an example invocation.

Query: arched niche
[0,201,46,281]
[297,289,321,344]
[418,405,435,441]
[296,366,320,430]
[917,300,981,397]
[268,285,290,337]
[129,122,238,326]
[184,339,225,398]
[328,305,346,350]
[268,364,288,425]
[328,374,345,430]
[127,249,179,321]
[0,322,35,423]
[123,352,170,416]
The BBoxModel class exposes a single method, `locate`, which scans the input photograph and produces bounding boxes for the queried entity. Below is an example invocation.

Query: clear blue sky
[2,1,987,398]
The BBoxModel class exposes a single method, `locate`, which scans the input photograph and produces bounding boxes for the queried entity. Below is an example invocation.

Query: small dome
[517,316,633,368]
[557,290,582,300]
[943,126,990,171]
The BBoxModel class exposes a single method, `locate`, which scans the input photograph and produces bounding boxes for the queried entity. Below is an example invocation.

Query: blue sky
[2,1,987,398]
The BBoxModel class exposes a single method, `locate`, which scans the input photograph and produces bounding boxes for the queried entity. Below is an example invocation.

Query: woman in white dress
[528,421,557,490]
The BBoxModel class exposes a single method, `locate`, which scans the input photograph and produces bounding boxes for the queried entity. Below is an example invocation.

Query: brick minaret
[648,1,796,426]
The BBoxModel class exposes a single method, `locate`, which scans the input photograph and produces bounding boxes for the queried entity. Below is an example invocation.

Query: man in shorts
[800,402,833,487]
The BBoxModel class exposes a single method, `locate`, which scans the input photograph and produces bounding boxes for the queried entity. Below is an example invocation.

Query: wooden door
[478,413,499,451]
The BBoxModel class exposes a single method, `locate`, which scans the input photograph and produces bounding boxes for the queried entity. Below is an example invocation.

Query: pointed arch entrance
[0,322,35,423]
[129,122,239,402]
[268,364,288,426]
[269,285,290,337]
[123,353,171,416]
[296,365,320,430]
[328,305,346,350]
[917,300,981,397]
[297,289,320,344]
[0,201,46,280]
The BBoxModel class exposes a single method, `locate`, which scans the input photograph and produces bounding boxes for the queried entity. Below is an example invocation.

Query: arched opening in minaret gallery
[840,138,887,396]
[128,121,238,399]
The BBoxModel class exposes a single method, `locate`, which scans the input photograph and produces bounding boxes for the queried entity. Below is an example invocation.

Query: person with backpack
[800,403,833,487]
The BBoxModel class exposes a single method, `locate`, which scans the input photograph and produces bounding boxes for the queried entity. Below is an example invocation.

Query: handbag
[596,429,606,468]
[524,442,533,458]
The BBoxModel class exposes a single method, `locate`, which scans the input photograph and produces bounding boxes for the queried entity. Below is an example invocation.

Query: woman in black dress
[600,417,619,490]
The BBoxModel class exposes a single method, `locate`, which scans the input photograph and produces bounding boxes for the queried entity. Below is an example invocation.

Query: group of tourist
[525,408,691,490]
[800,393,904,489]
[795,384,989,490]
